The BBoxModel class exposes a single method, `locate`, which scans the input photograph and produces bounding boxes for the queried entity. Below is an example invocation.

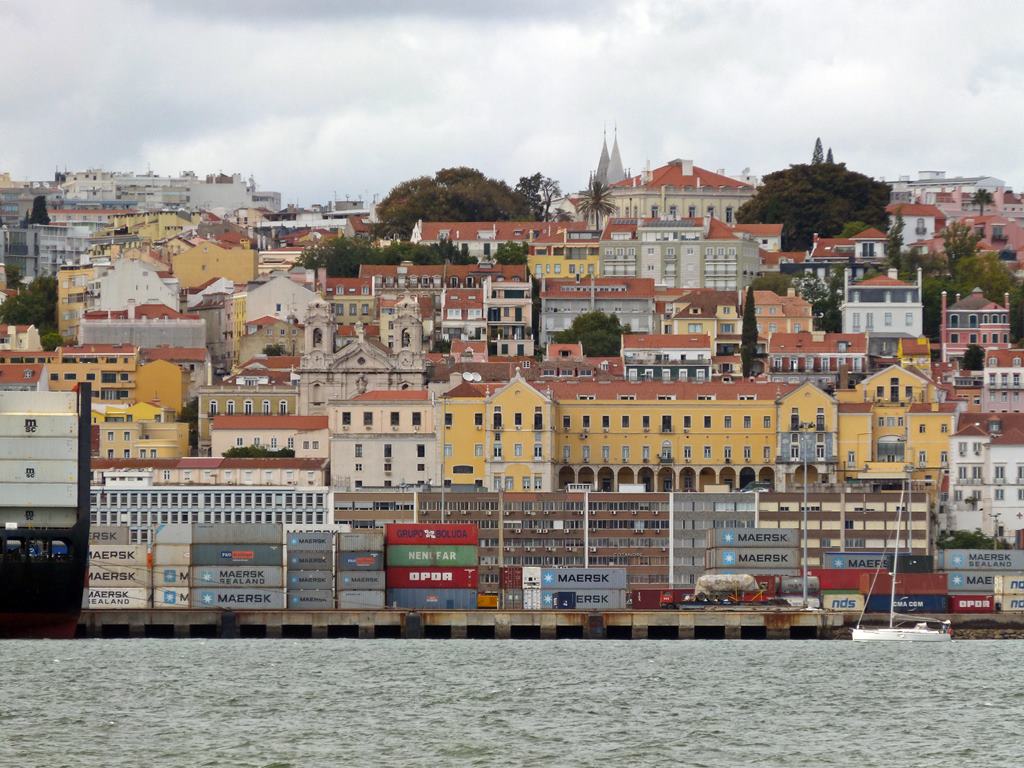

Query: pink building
[940,288,1011,363]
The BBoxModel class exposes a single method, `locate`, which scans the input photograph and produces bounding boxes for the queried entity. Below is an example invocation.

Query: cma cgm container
[192,524,282,545]
[857,573,947,596]
[821,592,866,612]
[338,551,383,571]
[386,567,479,589]
[386,545,478,568]
[947,572,996,594]
[191,544,283,567]
[949,595,995,614]
[706,528,798,548]
[386,588,477,610]
[865,594,948,614]
[385,523,478,546]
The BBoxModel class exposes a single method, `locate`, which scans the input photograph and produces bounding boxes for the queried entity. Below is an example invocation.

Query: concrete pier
[77,607,843,640]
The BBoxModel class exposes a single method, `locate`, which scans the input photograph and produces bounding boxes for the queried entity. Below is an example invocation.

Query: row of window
[92,491,325,508]
[560,444,774,464]
[209,400,290,416]
[561,414,776,431]
[342,410,425,428]
[850,311,915,330]
[233,437,320,450]
[950,332,1009,345]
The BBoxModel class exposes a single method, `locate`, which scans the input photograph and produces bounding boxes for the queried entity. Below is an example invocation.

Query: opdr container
[87,588,148,608]
[288,571,333,590]
[541,590,627,609]
[337,531,385,551]
[949,595,994,613]
[191,565,284,587]
[337,571,386,590]
[286,531,333,550]
[338,551,384,571]
[192,523,283,545]
[153,588,190,609]
[287,549,332,570]
[540,567,627,590]
[385,523,478,546]
[385,588,477,610]
[857,572,948,596]
[940,549,1024,571]
[192,588,286,609]
[386,545,478,567]
[706,528,798,548]
[821,592,866,612]
[385,567,479,589]
[993,575,1024,596]
[190,544,283,567]
[287,591,334,609]
[947,572,995,593]
[865,594,948,613]
[337,590,386,609]
[706,548,799,569]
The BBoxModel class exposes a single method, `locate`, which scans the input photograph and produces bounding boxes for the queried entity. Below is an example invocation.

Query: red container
[858,572,948,596]
[950,594,994,614]
[385,523,479,546]
[500,566,523,589]
[630,589,693,609]
[809,569,875,592]
[386,567,479,589]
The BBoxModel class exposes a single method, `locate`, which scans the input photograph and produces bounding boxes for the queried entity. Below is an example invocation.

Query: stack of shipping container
[151,524,192,609]
[285,531,334,609]
[703,528,799,577]
[336,530,386,609]
[541,567,628,609]
[86,526,150,608]
[941,549,1024,615]
[385,523,479,610]
[192,524,285,609]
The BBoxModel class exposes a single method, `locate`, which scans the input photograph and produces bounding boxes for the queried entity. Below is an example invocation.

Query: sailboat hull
[852,627,951,642]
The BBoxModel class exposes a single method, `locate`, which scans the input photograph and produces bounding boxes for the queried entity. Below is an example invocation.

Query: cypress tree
[740,286,758,378]
[28,195,50,225]
[826,147,834,163]
[812,138,824,164]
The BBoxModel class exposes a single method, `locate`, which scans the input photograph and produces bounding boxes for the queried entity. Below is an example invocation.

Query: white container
[0,391,77,415]
[90,526,130,545]
[821,592,865,612]
[0,459,77,484]
[89,565,150,589]
[89,545,147,564]
[153,565,191,588]
[152,544,190,566]
[4,483,77,507]
[993,575,1024,597]
[522,567,542,588]
[153,588,190,609]
[0,438,77,460]
[0,413,77,437]
[153,524,192,545]
[87,588,149,609]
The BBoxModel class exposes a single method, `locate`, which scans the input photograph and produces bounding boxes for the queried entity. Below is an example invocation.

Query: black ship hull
[0,386,91,640]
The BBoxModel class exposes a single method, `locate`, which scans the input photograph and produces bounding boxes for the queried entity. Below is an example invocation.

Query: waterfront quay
[78,606,841,640]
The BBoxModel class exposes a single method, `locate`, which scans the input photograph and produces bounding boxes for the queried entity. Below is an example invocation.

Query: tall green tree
[493,241,528,265]
[812,138,824,164]
[736,162,891,251]
[514,173,561,221]
[300,236,474,278]
[972,189,994,217]
[887,212,905,274]
[374,167,531,238]
[953,252,1015,303]
[0,274,57,331]
[839,220,872,238]
[740,287,758,377]
[552,311,626,356]
[961,344,985,371]
[4,264,23,289]
[749,272,794,296]
[942,221,981,263]
[28,195,50,225]
[575,180,617,230]
[179,397,199,451]
[826,147,834,164]
[937,529,1000,550]
[794,271,843,332]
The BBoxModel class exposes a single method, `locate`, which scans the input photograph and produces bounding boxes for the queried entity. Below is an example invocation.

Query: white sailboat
[852,475,952,643]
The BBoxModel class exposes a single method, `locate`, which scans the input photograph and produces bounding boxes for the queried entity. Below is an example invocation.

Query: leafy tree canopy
[28,195,50,225]
[179,397,199,451]
[961,344,985,371]
[736,163,891,251]
[300,236,475,278]
[514,173,561,221]
[552,311,627,357]
[793,271,843,332]
[942,221,982,263]
[263,343,287,356]
[222,446,296,458]
[40,331,63,351]
[374,167,531,238]
[493,241,528,265]
[937,529,1002,550]
[839,220,872,238]
[0,274,57,332]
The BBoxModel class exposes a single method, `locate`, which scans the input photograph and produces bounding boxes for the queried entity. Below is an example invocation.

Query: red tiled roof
[621,333,711,350]
[212,415,327,431]
[838,403,874,413]
[545,343,585,360]
[544,380,797,401]
[417,221,561,243]
[141,347,207,363]
[851,227,887,240]
[611,162,751,191]
[766,332,867,354]
[540,277,656,299]
[760,250,807,267]
[983,349,1024,367]
[907,403,958,413]
[238,355,301,370]
[82,305,200,321]
[886,203,945,218]
[856,275,914,287]
[733,223,783,237]
[59,344,138,354]
[0,363,43,384]
[325,277,372,295]
[900,338,930,356]
[352,390,430,401]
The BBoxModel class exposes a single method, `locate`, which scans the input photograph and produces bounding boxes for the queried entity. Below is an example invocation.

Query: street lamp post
[798,421,816,608]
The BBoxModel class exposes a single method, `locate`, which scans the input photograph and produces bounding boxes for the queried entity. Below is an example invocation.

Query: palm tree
[972,188,994,217]
[576,180,617,230]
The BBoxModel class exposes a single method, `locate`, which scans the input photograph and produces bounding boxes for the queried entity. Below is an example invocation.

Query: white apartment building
[842,268,923,356]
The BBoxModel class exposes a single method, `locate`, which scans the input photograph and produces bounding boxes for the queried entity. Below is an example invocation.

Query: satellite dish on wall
[462,371,474,382]
[471,372,482,382]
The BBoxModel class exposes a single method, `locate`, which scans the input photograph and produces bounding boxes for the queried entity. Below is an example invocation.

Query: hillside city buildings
[1,149,1023,565]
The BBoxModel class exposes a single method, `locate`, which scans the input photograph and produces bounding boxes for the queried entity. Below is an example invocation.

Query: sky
[2,0,1023,206]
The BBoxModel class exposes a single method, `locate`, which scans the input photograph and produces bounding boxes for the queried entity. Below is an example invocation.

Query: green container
[386,545,478,567]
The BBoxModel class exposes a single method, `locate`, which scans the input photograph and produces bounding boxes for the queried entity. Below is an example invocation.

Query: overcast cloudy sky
[2,0,1023,205]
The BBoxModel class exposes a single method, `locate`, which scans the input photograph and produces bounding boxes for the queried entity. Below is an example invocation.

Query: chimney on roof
[787,287,796,297]
[887,268,898,280]
[1005,292,1010,310]
[681,160,693,176]
[127,299,136,320]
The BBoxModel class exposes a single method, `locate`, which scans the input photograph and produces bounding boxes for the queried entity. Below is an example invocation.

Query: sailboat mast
[888,476,906,629]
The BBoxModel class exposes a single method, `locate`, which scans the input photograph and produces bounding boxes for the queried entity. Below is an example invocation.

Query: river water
[2,639,1017,767]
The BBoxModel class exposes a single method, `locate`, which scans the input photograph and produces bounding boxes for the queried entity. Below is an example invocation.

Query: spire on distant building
[607,126,625,184]
[595,129,611,185]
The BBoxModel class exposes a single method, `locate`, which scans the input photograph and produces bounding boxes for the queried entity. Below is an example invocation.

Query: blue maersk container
[865,594,948,614]
[385,589,477,610]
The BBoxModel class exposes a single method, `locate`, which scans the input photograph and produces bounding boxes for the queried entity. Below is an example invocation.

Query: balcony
[658,454,673,464]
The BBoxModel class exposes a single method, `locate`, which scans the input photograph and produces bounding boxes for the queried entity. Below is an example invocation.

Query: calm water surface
[1,639,1019,767]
